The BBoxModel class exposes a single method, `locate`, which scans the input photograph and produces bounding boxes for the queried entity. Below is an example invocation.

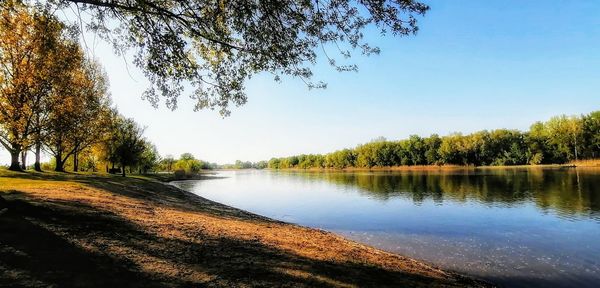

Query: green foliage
[42,0,429,115]
[544,115,583,162]
[424,134,442,165]
[268,158,281,169]
[581,111,600,159]
[438,133,466,165]
[108,117,147,176]
[138,143,160,174]
[158,155,176,172]
[173,153,204,173]
[219,160,268,169]
[180,153,195,161]
[254,161,268,169]
[325,149,356,169]
[529,152,544,165]
[234,160,253,169]
[157,153,217,173]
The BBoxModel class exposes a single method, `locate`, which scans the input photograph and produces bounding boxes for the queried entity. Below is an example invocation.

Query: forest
[268,111,600,169]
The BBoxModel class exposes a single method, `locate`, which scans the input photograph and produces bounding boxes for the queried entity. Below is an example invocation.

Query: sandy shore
[0,170,491,287]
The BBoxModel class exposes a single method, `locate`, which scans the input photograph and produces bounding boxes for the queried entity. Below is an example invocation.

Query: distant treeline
[155,156,269,172]
[156,153,218,172]
[268,111,600,169]
[220,160,268,170]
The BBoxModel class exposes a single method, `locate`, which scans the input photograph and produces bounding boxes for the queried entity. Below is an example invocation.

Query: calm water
[171,168,600,287]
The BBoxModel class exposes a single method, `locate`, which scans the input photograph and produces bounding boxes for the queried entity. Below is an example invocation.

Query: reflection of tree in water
[293,168,600,220]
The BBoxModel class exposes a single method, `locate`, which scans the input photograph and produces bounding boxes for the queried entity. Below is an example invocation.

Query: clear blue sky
[3,0,600,165]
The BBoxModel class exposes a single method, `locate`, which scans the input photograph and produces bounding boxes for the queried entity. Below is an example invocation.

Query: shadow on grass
[0,170,276,225]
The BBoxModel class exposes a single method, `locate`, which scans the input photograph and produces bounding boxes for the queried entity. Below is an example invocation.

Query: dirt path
[0,170,491,287]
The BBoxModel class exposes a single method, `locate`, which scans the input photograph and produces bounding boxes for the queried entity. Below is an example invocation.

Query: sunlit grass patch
[0,169,76,189]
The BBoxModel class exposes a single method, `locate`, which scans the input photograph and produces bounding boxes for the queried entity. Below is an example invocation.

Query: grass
[0,169,491,287]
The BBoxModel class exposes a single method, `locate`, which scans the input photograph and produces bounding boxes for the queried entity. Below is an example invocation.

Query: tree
[160,154,175,172]
[438,133,466,165]
[325,149,355,169]
[234,160,253,169]
[268,158,281,169]
[138,142,159,174]
[406,135,426,165]
[44,51,111,172]
[174,153,203,173]
[101,107,122,172]
[254,161,268,169]
[69,59,112,172]
[582,111,600,158]
[545,115,583,162]
[0,1,64,170]
[424,134,442,165]
[487,129,527,166]
[111,117,146,177]
[180,153,195,161]
[526,122,549,165]
[24,0,428,114]
[75,144,104,172]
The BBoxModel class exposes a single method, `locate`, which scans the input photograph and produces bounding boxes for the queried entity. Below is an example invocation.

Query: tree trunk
[574,136,579,161]
[73,150,78,172]
[121,164,126,177]
[20,150,27,170]
[55,155,65,172]
[34,142,42,172]
[8,149,22,171]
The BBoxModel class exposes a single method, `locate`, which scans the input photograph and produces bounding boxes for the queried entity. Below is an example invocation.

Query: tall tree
[44,47,111,172]
[22,0,428,114]
[69,59,112,172]
[545,115,584,162]
[424,134,441,165]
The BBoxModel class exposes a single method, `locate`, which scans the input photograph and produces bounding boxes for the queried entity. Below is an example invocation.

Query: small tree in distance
[112,117,147,177]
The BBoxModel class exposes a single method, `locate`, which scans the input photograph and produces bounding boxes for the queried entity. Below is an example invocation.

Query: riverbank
[0,169,490,287]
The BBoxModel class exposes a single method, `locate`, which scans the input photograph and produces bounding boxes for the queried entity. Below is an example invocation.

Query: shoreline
[0,169,492,287]
[135,160,600,180]
[230,163,592,173]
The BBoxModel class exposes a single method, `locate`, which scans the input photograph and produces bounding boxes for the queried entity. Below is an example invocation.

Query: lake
[171,168,600,287]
